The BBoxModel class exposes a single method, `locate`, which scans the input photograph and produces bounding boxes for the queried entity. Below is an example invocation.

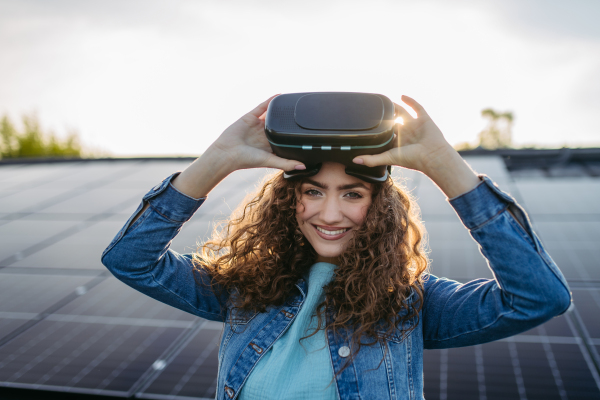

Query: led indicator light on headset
[267,134,393,150]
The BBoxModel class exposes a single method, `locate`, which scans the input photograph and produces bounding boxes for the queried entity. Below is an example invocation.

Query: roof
[0,151,599,399]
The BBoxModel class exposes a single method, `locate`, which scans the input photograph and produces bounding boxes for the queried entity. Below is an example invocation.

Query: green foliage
[477,108,514,150]
[0,113,82,159]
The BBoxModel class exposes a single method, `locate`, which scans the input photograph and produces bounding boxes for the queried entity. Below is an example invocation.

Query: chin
[312,244,345,259]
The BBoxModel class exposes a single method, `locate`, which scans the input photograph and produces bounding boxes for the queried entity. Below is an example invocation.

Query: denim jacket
[101,173,572,400]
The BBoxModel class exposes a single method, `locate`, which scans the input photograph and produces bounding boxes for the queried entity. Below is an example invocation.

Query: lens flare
[395,117,404,125]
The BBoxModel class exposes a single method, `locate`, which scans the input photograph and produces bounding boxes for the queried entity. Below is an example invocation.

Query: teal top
[238,262,339,400]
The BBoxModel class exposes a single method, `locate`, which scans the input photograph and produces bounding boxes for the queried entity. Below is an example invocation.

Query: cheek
[349,202,371,226]
[295,199,316,223]
[295,201,310,228]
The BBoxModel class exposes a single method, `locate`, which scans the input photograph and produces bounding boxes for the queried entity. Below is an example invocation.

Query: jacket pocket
[376,290,419,343]
[227,307,259,325]
[377,317,418,343]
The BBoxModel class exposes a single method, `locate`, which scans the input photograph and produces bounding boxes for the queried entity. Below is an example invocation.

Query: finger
[248,94,280,117]
[393,103,415,123]
[264,154,306,171]
[352,151,395,168]
[400,95,428,117]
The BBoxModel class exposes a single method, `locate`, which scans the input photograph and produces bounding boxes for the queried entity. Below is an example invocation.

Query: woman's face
[296,162,373,264]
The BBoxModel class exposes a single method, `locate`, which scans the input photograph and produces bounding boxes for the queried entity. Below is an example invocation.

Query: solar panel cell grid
[10,221,126,270]
[0,320,186,394]
[514,180,600,215]
[572,289,600,339]
[550,343,600,399]
[170,218,215,255]
[0,274,92,314]
[55,278,196,323]
[0,164,84,187]
[0,220,84,262]
[41,187,148,214]
[1,156,599,399]
[519,315,575,338]
[0,320,30,344]
[139,327,221,399]
[481,342,522,400]
[0,186,81,214]
[427,246,493,281]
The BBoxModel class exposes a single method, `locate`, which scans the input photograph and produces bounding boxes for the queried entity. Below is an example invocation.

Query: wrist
[172,147,236,199]
[418,144,457,175]
[421,148,481,199]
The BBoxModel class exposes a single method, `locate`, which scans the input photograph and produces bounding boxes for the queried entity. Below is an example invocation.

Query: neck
[316,255,338,265]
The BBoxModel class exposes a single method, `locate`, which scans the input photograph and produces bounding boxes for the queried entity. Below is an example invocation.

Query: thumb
[264,154,306,171]
[353,151,395,167]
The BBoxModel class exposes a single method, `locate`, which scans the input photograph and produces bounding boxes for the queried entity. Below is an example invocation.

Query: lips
[312,224,352,240]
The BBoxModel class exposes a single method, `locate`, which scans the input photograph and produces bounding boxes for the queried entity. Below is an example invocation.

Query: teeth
[316,226,349,236]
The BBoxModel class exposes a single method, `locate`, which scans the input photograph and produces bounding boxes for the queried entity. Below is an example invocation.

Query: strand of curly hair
[192,170,429,376]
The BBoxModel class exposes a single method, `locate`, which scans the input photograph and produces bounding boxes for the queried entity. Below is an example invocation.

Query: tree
[0,113,83,159]
[477,108,514,149]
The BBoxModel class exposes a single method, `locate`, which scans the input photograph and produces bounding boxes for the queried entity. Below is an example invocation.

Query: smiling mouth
[316,226,351,235]
[311,225,353,241]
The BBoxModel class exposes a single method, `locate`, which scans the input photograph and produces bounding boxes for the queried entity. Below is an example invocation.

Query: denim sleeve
[101,172,229,322]
[422,175,572,349]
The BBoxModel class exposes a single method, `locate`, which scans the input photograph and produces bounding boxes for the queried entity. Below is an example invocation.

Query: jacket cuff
[448,175,516,230]
[143,172,206,223]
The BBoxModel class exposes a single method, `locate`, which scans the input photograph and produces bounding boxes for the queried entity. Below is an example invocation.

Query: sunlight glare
[395,117,404,125]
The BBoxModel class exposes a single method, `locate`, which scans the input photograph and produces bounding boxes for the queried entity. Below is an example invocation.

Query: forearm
[420,146,481,199]
[172,145,237,199]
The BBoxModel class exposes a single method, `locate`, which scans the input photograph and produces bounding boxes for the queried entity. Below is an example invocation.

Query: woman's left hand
[353,95,456,175]
[354,95,481,198]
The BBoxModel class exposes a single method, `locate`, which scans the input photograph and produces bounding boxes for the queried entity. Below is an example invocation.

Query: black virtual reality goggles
[264,92,396,184]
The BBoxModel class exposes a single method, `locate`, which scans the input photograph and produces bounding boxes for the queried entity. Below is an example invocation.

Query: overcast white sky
[0,0,599,156]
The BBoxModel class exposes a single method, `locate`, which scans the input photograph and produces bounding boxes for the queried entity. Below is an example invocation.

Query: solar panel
[533,222,600,282]
[0,320,187,395]
[0,274,92,315]
[424,340,600,400]
[513,179,600,216]
[1,156,599,399]
[0,220,85,263]
[0,319,30,344]
[137,323,222,399]
[572,289,600,339]
[9,221,128,270]
[55,277,197,324]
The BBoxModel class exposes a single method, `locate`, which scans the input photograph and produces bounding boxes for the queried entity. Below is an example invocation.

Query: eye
[344,191,363,199]
[304,189,322,197]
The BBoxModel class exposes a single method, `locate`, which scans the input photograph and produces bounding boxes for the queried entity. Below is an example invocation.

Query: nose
[320,195,344,224]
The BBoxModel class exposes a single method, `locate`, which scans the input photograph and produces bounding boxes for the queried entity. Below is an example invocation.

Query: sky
[0,0,599,156]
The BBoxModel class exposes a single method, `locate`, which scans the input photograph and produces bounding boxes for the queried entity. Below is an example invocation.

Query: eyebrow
[303,178,370,191]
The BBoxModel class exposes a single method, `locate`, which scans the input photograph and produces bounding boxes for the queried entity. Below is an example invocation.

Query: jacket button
[338,346,350,358]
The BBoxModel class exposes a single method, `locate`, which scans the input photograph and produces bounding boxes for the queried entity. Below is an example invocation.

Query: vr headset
[264,92,396,183]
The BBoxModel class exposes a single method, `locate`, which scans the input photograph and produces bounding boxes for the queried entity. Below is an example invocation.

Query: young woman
[102,95,571,400]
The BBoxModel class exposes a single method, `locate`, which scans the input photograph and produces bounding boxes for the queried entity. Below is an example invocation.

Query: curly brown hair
[193,169,428,370]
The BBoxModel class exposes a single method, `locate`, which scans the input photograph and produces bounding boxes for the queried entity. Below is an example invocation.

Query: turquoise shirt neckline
[238,262,339,400]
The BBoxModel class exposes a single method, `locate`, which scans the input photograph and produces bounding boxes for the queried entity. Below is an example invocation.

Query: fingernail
[295,164,306,170]
[353,158,364,165]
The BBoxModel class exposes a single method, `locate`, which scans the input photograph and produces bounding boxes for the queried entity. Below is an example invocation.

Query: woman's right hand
[210,95,306,172]
[171,96,305,200]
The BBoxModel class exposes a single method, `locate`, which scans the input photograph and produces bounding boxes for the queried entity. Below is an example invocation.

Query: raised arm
[101,96,305,321]
[354,95,572,348]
